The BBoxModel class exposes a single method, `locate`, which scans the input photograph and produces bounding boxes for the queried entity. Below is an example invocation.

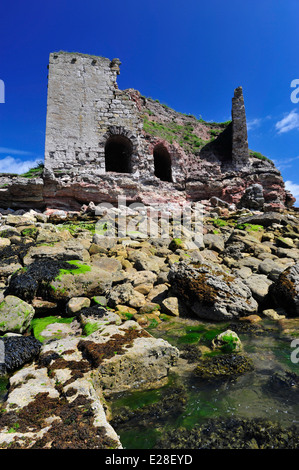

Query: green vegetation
[21,227,38,238]
[178,325,223,345]
[209,128,222,137]
[147,318,159,329]
[82,322,100,336]
[236,223,263,232]
[122,312,135,321]
[143,117,207,154]
[20,161,44,178]
[58,222,96,235]
[249,150,273,165]
[211,218,229,227]
[8,423,20,433]
[55,260,91,280]
[217,332,239,353]
[30,316,74,343]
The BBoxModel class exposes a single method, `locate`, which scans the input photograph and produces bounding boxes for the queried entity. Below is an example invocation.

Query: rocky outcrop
[0,201,299,448]
[168,262,258,321]
[270,264,299,316]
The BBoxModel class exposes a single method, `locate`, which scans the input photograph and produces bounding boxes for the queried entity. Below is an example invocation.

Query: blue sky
[0,0,298,204]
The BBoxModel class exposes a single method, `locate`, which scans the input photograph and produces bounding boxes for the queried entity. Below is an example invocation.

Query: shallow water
[110,317,299,449]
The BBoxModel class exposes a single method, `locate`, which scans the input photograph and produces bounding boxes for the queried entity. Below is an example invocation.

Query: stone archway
[153,144,172,182]
[105,135,133,173]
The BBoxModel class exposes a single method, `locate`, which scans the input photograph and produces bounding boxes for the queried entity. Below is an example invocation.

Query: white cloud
[275,110,299,134]
[0,156,40,174]
[0,147,35,156]
[274,155,299,171]
[247,118,262,132]
[285,180,299,199]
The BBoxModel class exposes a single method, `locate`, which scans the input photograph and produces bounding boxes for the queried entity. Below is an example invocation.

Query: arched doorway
[105,135,133,173]
[153,144,172,182]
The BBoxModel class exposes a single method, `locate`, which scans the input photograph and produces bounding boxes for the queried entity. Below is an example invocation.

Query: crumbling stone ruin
[0,51,295,211]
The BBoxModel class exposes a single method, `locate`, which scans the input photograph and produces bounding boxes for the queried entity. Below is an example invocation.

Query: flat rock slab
[78,320,179,396]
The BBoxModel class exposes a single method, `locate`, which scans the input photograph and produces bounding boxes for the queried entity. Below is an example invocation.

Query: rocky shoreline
[0,200,299,449]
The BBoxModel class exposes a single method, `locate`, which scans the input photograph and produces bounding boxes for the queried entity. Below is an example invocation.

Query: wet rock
[179,344,202,363]
[169,262,258,321]
[110,381,187,428]
[262,308,285,321]
[211,329,242,352]
[78,320,179,396]
[269,263,299,316]
[6,259,87,302]
[239,314,262,323]
[154,416,299,449]
[266,371,299,401]
[0,296,35,334]
[194,353,254,381]
[0,335,41,375]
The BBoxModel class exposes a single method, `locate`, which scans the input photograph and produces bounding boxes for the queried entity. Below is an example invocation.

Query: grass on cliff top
[143,97,231,126]
[20,161,44,178]
[249,150,274,165]
[143,117,208,154]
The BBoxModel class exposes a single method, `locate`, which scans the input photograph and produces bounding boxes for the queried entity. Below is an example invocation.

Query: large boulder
[0,296,35,334]
[78,320,179,396]
[269,263,299,316]
[168,262,258,321]
[48,261,113,302]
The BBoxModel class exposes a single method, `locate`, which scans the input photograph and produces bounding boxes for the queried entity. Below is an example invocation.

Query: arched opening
[153,144,172,182]
[105,135,133,173]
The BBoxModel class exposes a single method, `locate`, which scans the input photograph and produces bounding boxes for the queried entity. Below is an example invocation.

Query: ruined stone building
[0,51,295,211]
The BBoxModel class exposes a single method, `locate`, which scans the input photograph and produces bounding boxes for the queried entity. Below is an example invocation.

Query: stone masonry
[0,51,295,211]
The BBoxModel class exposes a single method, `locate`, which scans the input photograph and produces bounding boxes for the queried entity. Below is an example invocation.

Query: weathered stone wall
[0,52,294,212]
[44,52,145,175]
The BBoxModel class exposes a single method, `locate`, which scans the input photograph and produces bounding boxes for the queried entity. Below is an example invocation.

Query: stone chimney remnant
[231,86,249,167]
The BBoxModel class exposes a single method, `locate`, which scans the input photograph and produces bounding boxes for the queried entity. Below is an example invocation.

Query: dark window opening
[153,145,172,182]
[105,135,133,173]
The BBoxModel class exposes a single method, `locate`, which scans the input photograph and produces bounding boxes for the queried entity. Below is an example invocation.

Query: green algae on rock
[194,353,254,381]
[0,296,35,334]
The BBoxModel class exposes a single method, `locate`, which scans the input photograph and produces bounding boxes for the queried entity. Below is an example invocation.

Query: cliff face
[0,52,295,212]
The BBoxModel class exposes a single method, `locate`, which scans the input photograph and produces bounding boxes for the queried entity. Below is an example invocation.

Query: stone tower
[44,52,143,175]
